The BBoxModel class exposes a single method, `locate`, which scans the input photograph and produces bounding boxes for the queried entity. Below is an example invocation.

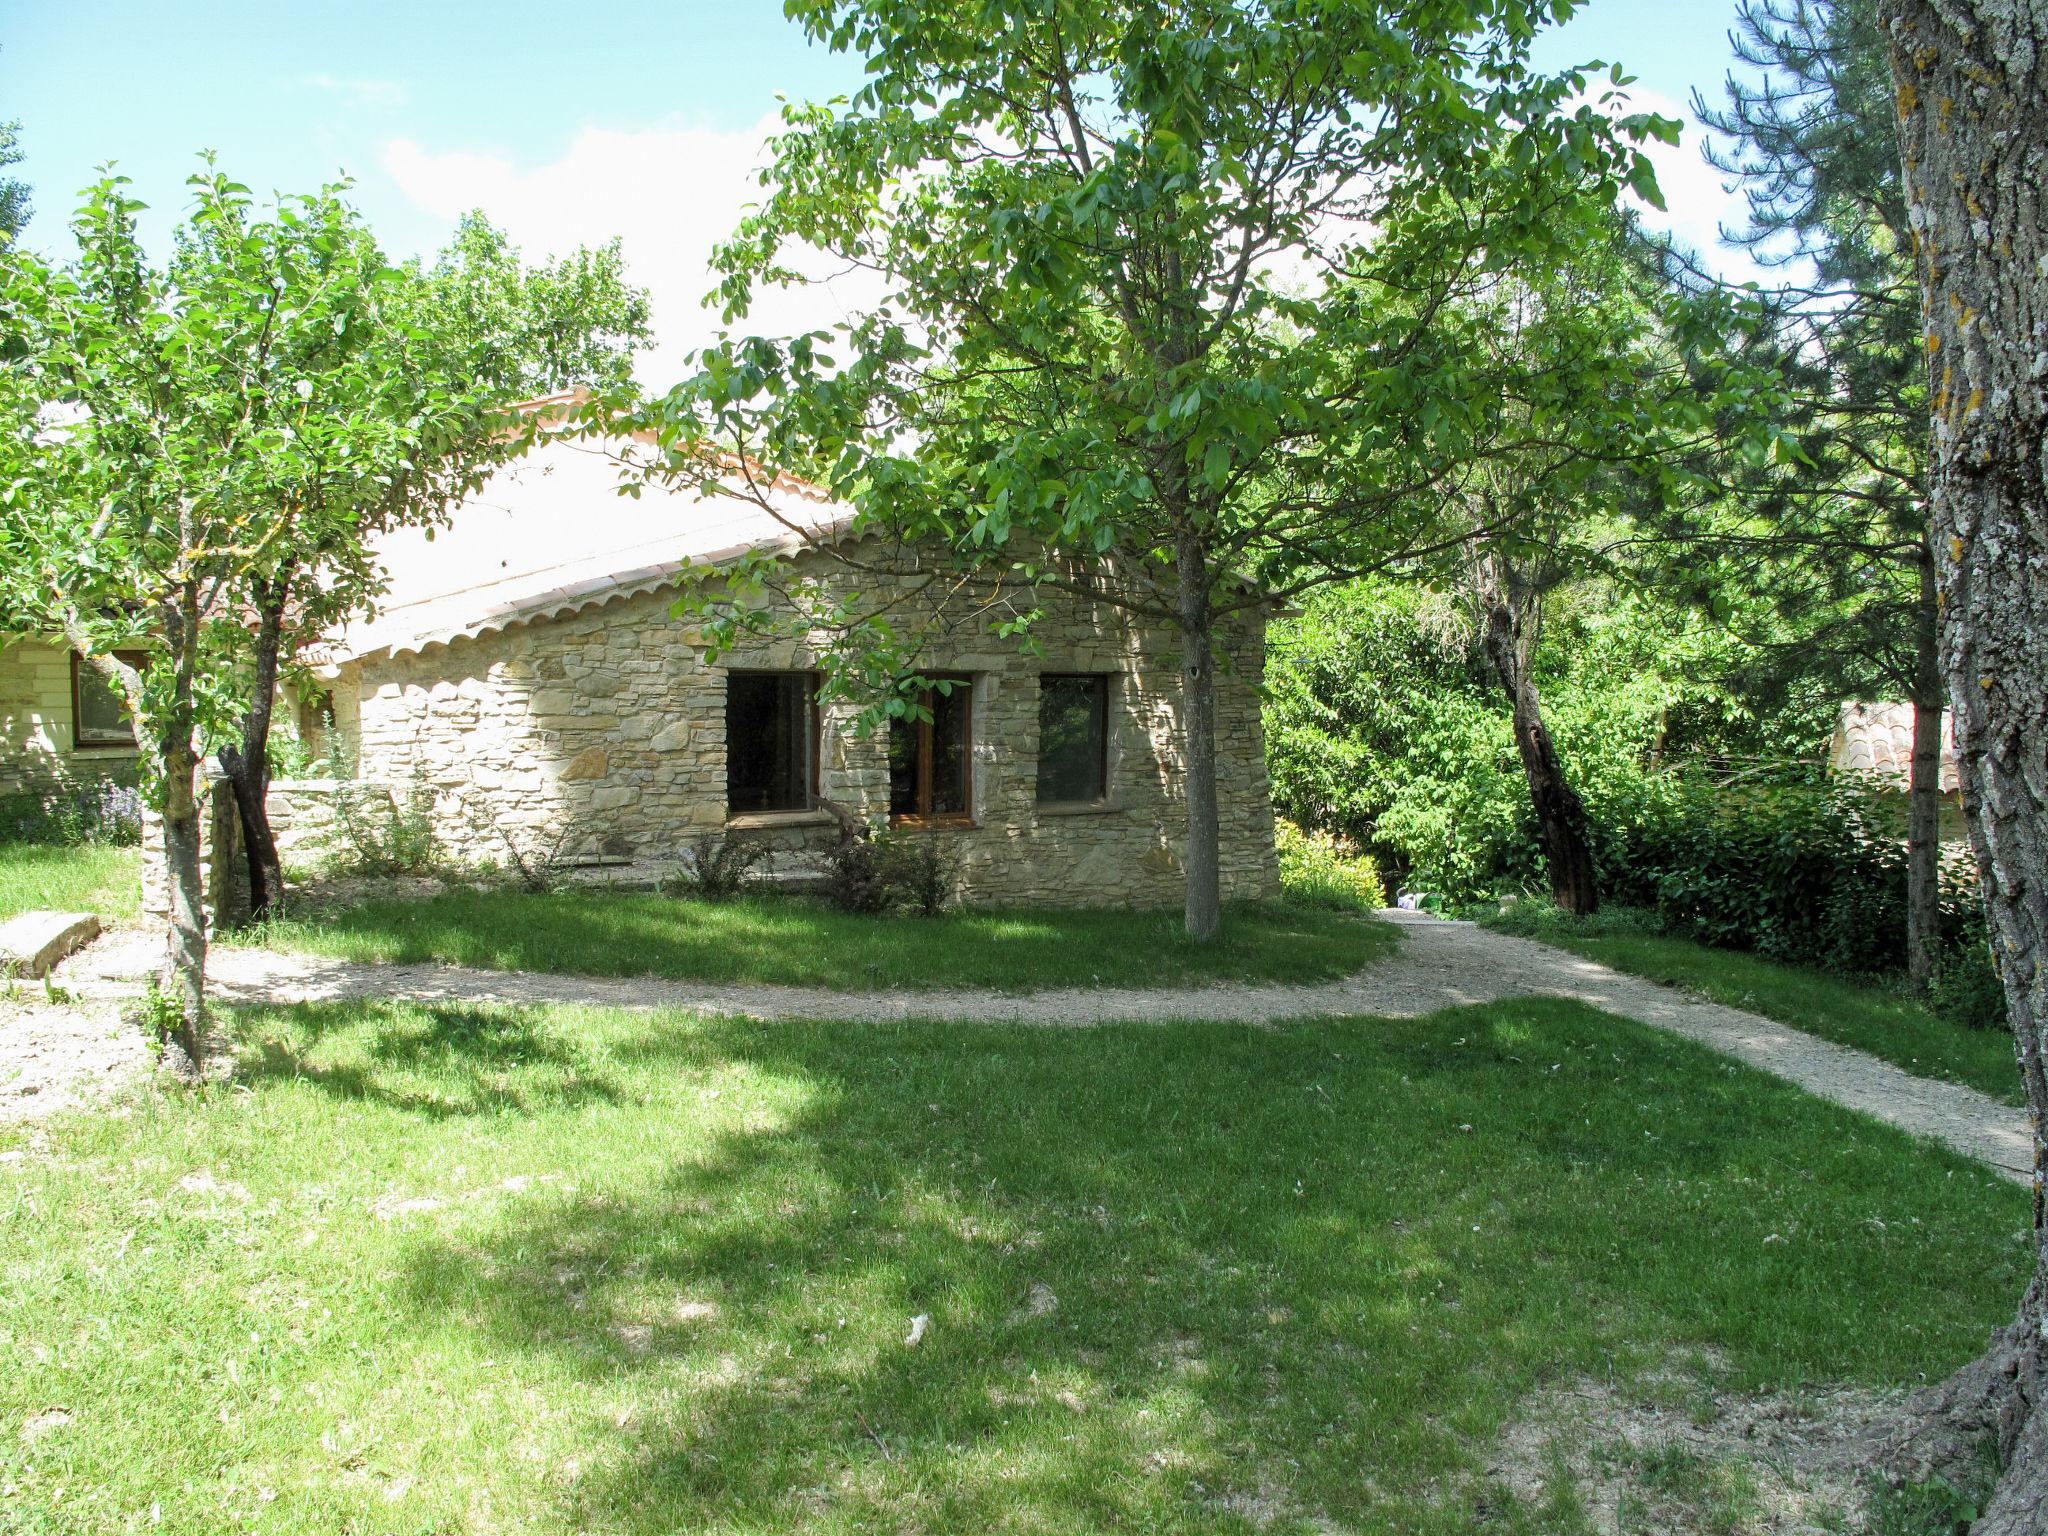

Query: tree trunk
[155,588,209,1077]
[1882,3,2048,1527]
[219,581,288,922]
[1905,537,1944,990]
[1474,560,1599,916]
[1175,530,1223,943]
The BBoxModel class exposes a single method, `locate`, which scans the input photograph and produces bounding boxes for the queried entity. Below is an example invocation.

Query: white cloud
[379,91,1784,398]
[383,117,884,389]
[305,74,408,110]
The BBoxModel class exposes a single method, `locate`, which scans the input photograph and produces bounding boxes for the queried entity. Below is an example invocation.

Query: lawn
[238,886,1396,992]
[1,996,2024,1534]
[0,841,141,924]
[1484,904,2023,1106]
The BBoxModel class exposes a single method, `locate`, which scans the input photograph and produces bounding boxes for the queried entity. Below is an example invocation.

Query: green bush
[877,830,957,918]
[1595,775,1914,974]
[1265,579,1830,907]
[818,830,958,916]
[675,833,770,902]
[1928,917,2009,1032]
[1265,576,1985,993]
[819,835,896,915]
[1276,819,1387,911]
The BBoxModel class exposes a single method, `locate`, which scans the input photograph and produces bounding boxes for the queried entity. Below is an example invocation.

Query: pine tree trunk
[1882,2,2048,1527]
[1176,530,1223,943]
[1906,539,1945,990]
[1474,563,1599,916]
[219,582,288,922]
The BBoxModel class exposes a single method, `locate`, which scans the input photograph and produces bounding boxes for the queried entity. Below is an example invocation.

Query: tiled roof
[316,431,852,666]
[1828,701,1959,793]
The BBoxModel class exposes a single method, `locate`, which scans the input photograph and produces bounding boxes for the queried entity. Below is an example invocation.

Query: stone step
[0,911,103,980]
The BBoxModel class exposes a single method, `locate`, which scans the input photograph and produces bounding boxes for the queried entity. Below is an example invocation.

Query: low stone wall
[140,776,405,921]
[139,770,249,926]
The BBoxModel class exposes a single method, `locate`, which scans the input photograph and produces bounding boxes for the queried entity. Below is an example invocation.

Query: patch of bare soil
[0,990,148,1121]
[1489,1359,1901,1533]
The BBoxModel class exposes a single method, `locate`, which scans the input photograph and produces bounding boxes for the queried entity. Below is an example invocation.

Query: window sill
[889,814,977,831]
[725,809,836,831]
[71,741,139,755]
[1036,799,1120,818]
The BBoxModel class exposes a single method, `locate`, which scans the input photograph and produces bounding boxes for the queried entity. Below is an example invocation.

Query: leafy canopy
[0,165,648,771]
[634,0,1688,685]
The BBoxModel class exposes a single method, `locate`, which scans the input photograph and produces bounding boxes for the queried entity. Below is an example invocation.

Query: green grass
[238,887,1396,992]
[1484,904,2023,1106]
[0,841,141,923]
[1,996,2025,1534]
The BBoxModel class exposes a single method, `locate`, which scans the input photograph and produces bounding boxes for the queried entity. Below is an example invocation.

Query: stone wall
[0,638,141,797]
[139,769,248,925]
[318,551,1279,908]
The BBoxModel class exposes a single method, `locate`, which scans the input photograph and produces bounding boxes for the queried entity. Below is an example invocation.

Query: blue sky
[5,0,1763,375]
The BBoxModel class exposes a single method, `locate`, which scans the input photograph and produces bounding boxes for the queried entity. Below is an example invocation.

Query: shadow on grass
[234,999,626,1118]
[241,886,1392,993]
[377,1000,2023,1533]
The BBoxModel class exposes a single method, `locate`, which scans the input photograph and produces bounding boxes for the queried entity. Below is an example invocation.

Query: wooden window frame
[1035,673,1112,807]
[724,669,822,816]
[890,676,975,828]
[70,650,146,750]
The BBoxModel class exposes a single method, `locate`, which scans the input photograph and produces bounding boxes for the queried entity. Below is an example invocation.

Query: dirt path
[41,912,2032,1181]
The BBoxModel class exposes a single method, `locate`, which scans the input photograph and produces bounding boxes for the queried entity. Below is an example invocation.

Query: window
[71,652,144,749]
[889,678,972,822]
[1036,674,1109,804]
[725,671,817,814]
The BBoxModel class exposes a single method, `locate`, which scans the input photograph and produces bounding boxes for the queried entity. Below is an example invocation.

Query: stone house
[107,425,1280,911]
[1827,700,1968,845]
[0,637,145,799]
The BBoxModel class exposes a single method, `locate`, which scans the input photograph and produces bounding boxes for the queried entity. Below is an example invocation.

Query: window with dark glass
[72,652,144,749]
[1036,674,1109,804]
[725,671,817,814]
[888,678,972,821]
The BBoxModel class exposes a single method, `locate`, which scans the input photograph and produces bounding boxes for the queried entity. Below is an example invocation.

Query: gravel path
[47,910,2033,1182]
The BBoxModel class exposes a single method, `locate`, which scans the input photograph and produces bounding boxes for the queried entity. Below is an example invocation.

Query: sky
[4,0,1769,382]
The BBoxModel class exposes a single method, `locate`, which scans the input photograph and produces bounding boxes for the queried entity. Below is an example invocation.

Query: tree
[1689,0,1947,986]
[1878,1,2048,1528]
[214,209,649,919]
[636,0,1683,939]
[0,168,625,1066]
[1436,220,1749,916]
[0,118,28,243]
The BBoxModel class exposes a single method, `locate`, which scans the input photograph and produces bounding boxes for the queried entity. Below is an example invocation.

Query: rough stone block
[0,911,102,979]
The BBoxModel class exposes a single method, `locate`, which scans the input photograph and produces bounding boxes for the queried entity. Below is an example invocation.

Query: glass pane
[929,682,970,815]
[725,672,812,813]
[1036,675,1106,803]
[76,661,134,744]
[889,715,920,816]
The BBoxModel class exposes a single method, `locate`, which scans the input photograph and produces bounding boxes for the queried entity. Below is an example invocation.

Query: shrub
[0,772,143,846]
[1929,919,2009,1032]
[1265,576,1837,906]
[1484,896,1667,942]
[815,829,958,916]
[878,829,956,917]
[675,833,768,902]
[820,834,896,915]
[1276,819,1387,911]
[325,768,441,878]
